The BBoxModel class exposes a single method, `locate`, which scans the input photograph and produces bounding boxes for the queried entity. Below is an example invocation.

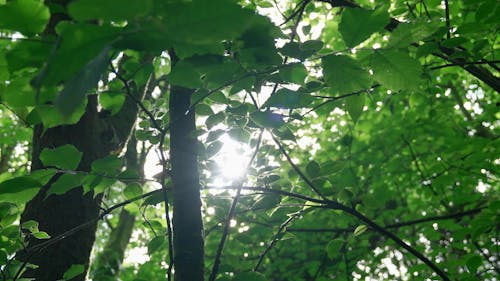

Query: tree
[0,0,498,281]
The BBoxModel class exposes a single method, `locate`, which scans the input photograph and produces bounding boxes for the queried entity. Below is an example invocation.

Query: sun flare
[211,134,250,185]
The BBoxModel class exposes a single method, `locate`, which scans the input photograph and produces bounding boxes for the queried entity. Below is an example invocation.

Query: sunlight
[211,134,250,186]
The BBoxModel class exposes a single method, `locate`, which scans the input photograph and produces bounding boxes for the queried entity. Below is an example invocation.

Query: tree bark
[18,96,120,280]
[169,75,205,280]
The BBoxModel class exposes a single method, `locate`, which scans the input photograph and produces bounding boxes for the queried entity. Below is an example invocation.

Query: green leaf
[322,55,371,94]
[326,239,344,259]
[46,173,85,197]
[147,236,165,256]
[99,92,125,115]
[339,7,389,47]
[63,264,85,280]
[142,190,163,206]
[279,64,308,85]
[123,183,143,200]
[370,49,422,90]
[345,94,365,123]
[0,0,50,34]
[68,0,152,21]
[306,161,320,178]
[82,175,116,195]
[279,42,316,61]
[162,0,258,44]
[21,220,39,233]
[36,101,88,128]
[387,21,439,48]
[39,23,119,86]
[232,272,267,281]
[205,112,226,130]
[250,111,284,129]
[263,88,315,109]
[353,225,367,236]
[195,104,215,116]
[168,60,203,88]
[32,231,50,240]
[252,194,281,210]
[91,155,122,176]
[0,176,42,204]
[1,75,36,107]
[300,40,324,52]
[466,255,482,273]
[39,144,83,170]
[55,46,111,117]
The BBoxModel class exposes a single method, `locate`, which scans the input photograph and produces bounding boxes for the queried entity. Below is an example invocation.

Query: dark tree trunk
[169,83,205,280]
[18,96,120,280]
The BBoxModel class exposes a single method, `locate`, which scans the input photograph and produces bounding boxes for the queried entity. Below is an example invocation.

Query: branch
[207,185,450,281]
[209,130,264,281]
[271,135,327,199]
[316,0,500,93]
[302,84,380,116]
[429,60,500,70]
[254,211,302,271]
[443,0,451,39]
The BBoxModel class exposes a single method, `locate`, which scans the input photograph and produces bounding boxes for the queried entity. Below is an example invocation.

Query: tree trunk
[169,81,205,280]
[18,96,120,280]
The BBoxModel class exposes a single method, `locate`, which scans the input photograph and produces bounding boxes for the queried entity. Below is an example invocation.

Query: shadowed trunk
[169,58,205,280]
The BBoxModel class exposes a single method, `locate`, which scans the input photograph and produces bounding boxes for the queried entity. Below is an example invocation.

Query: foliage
[0,0,499,280]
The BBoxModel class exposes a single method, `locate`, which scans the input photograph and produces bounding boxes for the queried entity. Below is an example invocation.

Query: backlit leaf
[339,7,389,47]
[0,0,49,34]
[353,225,367,236]
[322,55,371,94]
[40,144,83,171]
[63,264,85,280]
[345,94,365,123]
[46,173,85,197]
[370,49,422,90]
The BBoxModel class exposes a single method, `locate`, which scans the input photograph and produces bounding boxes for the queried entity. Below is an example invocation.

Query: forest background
[0,0,498,281]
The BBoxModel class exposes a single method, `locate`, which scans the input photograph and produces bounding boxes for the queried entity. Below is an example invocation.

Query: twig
[302,85,380,117]
[253,211,302,271]
[208,130,264,281]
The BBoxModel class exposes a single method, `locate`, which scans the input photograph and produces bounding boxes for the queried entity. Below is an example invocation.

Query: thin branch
[271,135,327,199]
[429,60,500,70]
[302,85,380,117]
[208,130,264,281]
[473,241,500,276]
[206,185,451,281]
[254,211,302,271]
[287,208,483,232]
[444,0,451,39]
[109,62,165,134]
